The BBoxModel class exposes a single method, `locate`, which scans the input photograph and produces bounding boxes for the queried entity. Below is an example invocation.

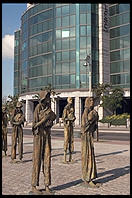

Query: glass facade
[15,3,99,94]
[109,4,130,88]
[14,30,21,95]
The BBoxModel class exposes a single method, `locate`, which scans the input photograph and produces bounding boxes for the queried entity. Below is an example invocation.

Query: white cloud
[2,34,14,59]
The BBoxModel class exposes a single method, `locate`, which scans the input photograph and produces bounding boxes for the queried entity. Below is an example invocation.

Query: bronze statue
[31,90,56,195]
[62,97,76,163]
[11,101,25,162]
[2,106,8,156]
[81,97,100,188]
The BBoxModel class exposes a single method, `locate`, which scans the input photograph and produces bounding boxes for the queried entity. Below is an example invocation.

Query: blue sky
[2,3,27,98]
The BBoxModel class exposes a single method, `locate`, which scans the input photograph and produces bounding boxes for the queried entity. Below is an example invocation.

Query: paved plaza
[2,133,130,195]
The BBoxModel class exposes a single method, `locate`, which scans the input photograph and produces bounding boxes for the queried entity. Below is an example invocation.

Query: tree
[92,83,111,141]
[93,84,124,115]
[93,83,111,105]
[5,95,19,120]
[101,87,124,115]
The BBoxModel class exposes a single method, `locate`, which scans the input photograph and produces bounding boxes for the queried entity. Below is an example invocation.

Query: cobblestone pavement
[2,134,130,195]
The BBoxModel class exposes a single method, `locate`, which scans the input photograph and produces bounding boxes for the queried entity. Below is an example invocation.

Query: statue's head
[2,106,7,112]
[85,97,94,109]
[16,101,23,111]
[67,97,72,104]
[16,101,23,108]
[39,90,51,106]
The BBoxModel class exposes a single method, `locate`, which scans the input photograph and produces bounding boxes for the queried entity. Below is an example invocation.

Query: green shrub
[99,113,130,125]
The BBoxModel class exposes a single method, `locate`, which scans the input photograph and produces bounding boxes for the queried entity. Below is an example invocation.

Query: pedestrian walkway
[8,123,130,133]
[2,134,130,195]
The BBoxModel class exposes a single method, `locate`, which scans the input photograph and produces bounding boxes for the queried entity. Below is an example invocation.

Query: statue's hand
[81,130,86,135]
[32,124,39,135]
[32,123,38,131]
[12,121,21,126]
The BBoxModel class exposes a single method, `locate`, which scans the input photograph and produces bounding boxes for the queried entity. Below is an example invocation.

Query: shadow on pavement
[52,178,83,191]
[96,165,130,183]
[96,149,128,158]
[52,166,129,191]
[22,159,32,163]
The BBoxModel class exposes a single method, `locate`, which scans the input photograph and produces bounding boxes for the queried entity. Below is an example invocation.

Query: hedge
[99,113,130,126]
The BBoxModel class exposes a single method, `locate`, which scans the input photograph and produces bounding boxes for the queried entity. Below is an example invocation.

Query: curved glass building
[16,3,99,94]
[14,3,130,125]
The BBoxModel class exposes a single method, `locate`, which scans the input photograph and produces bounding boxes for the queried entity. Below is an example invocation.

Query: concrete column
[98,106,103,121]
[75,96,80,126]
[51,97,57,124]
[98,4,110,85]
[98,4,110,120]
[25,100,34,124]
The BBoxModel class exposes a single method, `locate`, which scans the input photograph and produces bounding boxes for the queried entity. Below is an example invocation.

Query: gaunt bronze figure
[11,101,25,162]
[81,97,100,188]
[31,90,56,195]
[62,97,76,163]
[2,106,8,156]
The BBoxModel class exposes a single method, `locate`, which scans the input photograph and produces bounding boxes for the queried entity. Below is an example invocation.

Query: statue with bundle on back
[81,97,101,188]
[31,90,56,195]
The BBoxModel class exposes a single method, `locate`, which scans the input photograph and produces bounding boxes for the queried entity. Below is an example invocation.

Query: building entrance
[33,100,39,111]
[58,98,68,118]
[81,98,86,116]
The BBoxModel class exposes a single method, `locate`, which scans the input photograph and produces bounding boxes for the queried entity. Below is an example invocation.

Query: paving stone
[2,134,130,195]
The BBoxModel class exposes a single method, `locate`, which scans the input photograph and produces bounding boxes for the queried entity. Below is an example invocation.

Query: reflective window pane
[56,7,61,17]
[62,75,69,84]
[56,17,61,27]
[62,39,69,50]
[56,52,61,61]
[56,29,61,38]
[55,75,61,85]
[70,50,75,60]
[62,5,69,16]
[56,63,62,73]
[70,62,76,73]
[70,37,75,49]
[62,29,69,38]
[70,15,75,26]
[80,13,86,24]
[80,26,86,36]
[62,51,69,61]
[70,27,75,37]
[80,37,86,49]
[62,16,69,27]
[70,74,75,84]
[56,40,61,50]
[62,62,69,73]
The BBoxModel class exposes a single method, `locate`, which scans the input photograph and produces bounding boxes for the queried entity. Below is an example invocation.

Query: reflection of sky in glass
[62,30,69,38]
[56,30,61,38]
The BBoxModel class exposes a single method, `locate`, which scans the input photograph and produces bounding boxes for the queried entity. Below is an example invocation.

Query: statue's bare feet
[32,186,42,195]
[88,181,100,188]
[63,159,68,164]
[45,186,55,195]
[69,159,75,163]
[18,158,23,163]
[10,159,17,163]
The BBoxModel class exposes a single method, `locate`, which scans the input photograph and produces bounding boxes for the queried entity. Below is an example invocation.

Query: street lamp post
[83,55,92,97]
